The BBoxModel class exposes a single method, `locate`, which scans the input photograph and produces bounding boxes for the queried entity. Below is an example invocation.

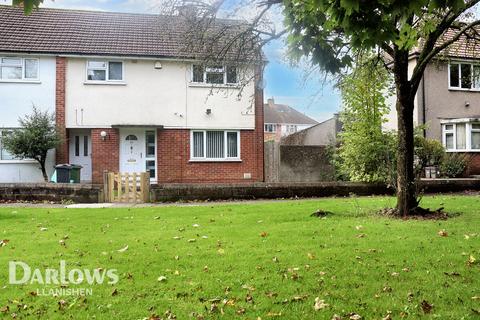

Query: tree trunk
[39,160,48,182]
[396,93,417,216]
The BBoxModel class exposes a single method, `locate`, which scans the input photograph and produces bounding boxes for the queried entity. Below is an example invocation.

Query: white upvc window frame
[190,130,241,161]
[264,123,275,133]
[0,129,36,163]
[441,121,480,152]
[0,56,40,82]
[448,62,480,91]
[190,64,238,85]
[85,60,125,83]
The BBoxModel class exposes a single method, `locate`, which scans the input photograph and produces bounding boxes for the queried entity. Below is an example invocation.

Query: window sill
[0,80,41,84]
[446,150,480,153]
[189,158,242,163]
[188,82,240,89]
[84,81,126,86]
[448,87,480,92]
[0,159,37,164]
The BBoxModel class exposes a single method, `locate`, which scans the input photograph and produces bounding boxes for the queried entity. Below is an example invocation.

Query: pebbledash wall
[0,55,56,183]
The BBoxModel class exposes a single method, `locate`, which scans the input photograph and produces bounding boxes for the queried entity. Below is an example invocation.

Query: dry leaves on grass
[421,300,433,314]
[313,297,329,310]
[260,231,268,237]
[467,255,476,266]
[0,239,9,247]
[438,230,448,237]
[117,245,129,253]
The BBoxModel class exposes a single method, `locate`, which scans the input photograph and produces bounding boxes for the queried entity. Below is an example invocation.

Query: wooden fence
[103,172,150,203]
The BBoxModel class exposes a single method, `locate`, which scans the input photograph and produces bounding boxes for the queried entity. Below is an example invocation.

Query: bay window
[191,130,240,161]
[442,122,480,151]
[0,57,39,81]
[191,65,238,85]
[86,60,123,82]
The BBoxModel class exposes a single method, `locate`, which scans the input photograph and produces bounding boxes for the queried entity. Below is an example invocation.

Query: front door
[69,130,92,182]
[120,129,145,173]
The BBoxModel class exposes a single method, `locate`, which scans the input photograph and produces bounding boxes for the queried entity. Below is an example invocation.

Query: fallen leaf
[0,306,9,313]
[421,300,433,314]
[272,257,279,263]
[468,255,476,265]
[236,308,245,315]
[245,293,254,304]
[117,245,129,253]
[260,231,268,237]
[40,227,48,231]
[0,240,9,247]
[355,225,363,230]
[192,224,200,228]
[382,311,392,320]
[356,233,366,238]
[157,276,167,282]
[266,311,282,317]
[148,314,161,320]
[307,253,315,260]
[111,288,118,296]
[217,248,225,255]
[438,230,448,237]
[331,315,342,320]
[313,297,329,310]
[348,313,362,320]
[472,296,480,300]
[187,239,196,243]
[173,236,182,240]
[391,272,399,277]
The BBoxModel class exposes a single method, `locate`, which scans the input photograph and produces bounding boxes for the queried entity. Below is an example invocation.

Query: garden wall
[0,183,102,203]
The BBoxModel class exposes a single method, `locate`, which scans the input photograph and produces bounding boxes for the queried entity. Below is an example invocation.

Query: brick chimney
[267,98,275,107]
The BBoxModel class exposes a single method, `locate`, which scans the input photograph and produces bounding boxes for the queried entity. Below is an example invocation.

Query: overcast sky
[1,0,341,122]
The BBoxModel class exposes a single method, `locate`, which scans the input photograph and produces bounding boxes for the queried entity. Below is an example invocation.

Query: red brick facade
[91,128,119,184]
[55,57,69,164]
[156,129,262,183]
[466,153,480,176]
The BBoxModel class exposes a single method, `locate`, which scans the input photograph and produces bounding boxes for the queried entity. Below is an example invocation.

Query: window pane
[1,66,22,79]
[24,59,38,79]
[87,69,106,81]
[456,123,466,149]
[146,160,156,178]
[206,131,224,158]
[461,64,471,88]
[445,124,454,131]
[192,65,204,82]
[472,132,480,149]
[1,58,21,65]
[75,136,80,157]
[449,64,459,87]
[227,132,238,158]
[193,131,204,157]
[226,66,237,83]
[108,62,123,80]
[206,72,224,84]
[88,61,106,68]
[472,123,480,130]
[145,131,155,158]
[445,133,454,150]
[473,66,480,89]
[83,136,88,156]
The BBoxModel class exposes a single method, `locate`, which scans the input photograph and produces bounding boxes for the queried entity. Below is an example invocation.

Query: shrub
[440,153,469,178]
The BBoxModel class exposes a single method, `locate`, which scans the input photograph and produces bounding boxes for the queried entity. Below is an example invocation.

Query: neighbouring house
[0,6,264,184]
[281,113,342,146]
[264,98,318,142]
[385,32,480,175]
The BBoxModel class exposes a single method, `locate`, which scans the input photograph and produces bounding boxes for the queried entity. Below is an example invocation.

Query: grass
[0,195,479,319]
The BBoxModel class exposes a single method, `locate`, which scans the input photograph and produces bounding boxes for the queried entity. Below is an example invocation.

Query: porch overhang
[111,124,164,129]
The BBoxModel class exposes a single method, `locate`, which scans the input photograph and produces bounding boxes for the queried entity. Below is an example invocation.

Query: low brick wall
[0,183,102,203]
[151,179,480,202]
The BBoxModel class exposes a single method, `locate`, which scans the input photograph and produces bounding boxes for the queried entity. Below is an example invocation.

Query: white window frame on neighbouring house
[190,130,241,161]
[448,62,480,90]
[0,57,39,82]
[191,64,238,85]
[441,120,480,152]
[85,60,124,83]
[264,124,275,133]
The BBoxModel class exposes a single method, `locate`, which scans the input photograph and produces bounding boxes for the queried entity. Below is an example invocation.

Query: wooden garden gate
[103,172,150,203]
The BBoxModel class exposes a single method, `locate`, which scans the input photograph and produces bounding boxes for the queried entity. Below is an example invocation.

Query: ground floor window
[145,130,156,179]
[190,130,240,161]
[264,124,275,133]
[442,121,480,151]
[0,130,16,160]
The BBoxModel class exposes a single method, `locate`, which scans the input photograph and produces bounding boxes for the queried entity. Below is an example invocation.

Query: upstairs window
[191,64,238,85]
[87,60,123,82]
[0,57,39,81]
[449,62,480,90]
[191,130,240,161]
[264,124,275,133]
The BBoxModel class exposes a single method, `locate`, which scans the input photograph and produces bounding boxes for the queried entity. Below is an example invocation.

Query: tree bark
[39,160,48,182]
[394,49,418,216]
[396,94,417,216]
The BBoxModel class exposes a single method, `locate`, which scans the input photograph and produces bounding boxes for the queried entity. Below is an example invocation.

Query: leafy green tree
[336,57,396,184]
[11,0,43,14]
[3,107,61,182]
[282,0,480,215]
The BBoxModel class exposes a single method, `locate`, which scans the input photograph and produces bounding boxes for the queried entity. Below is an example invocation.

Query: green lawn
[0,195,479,319]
